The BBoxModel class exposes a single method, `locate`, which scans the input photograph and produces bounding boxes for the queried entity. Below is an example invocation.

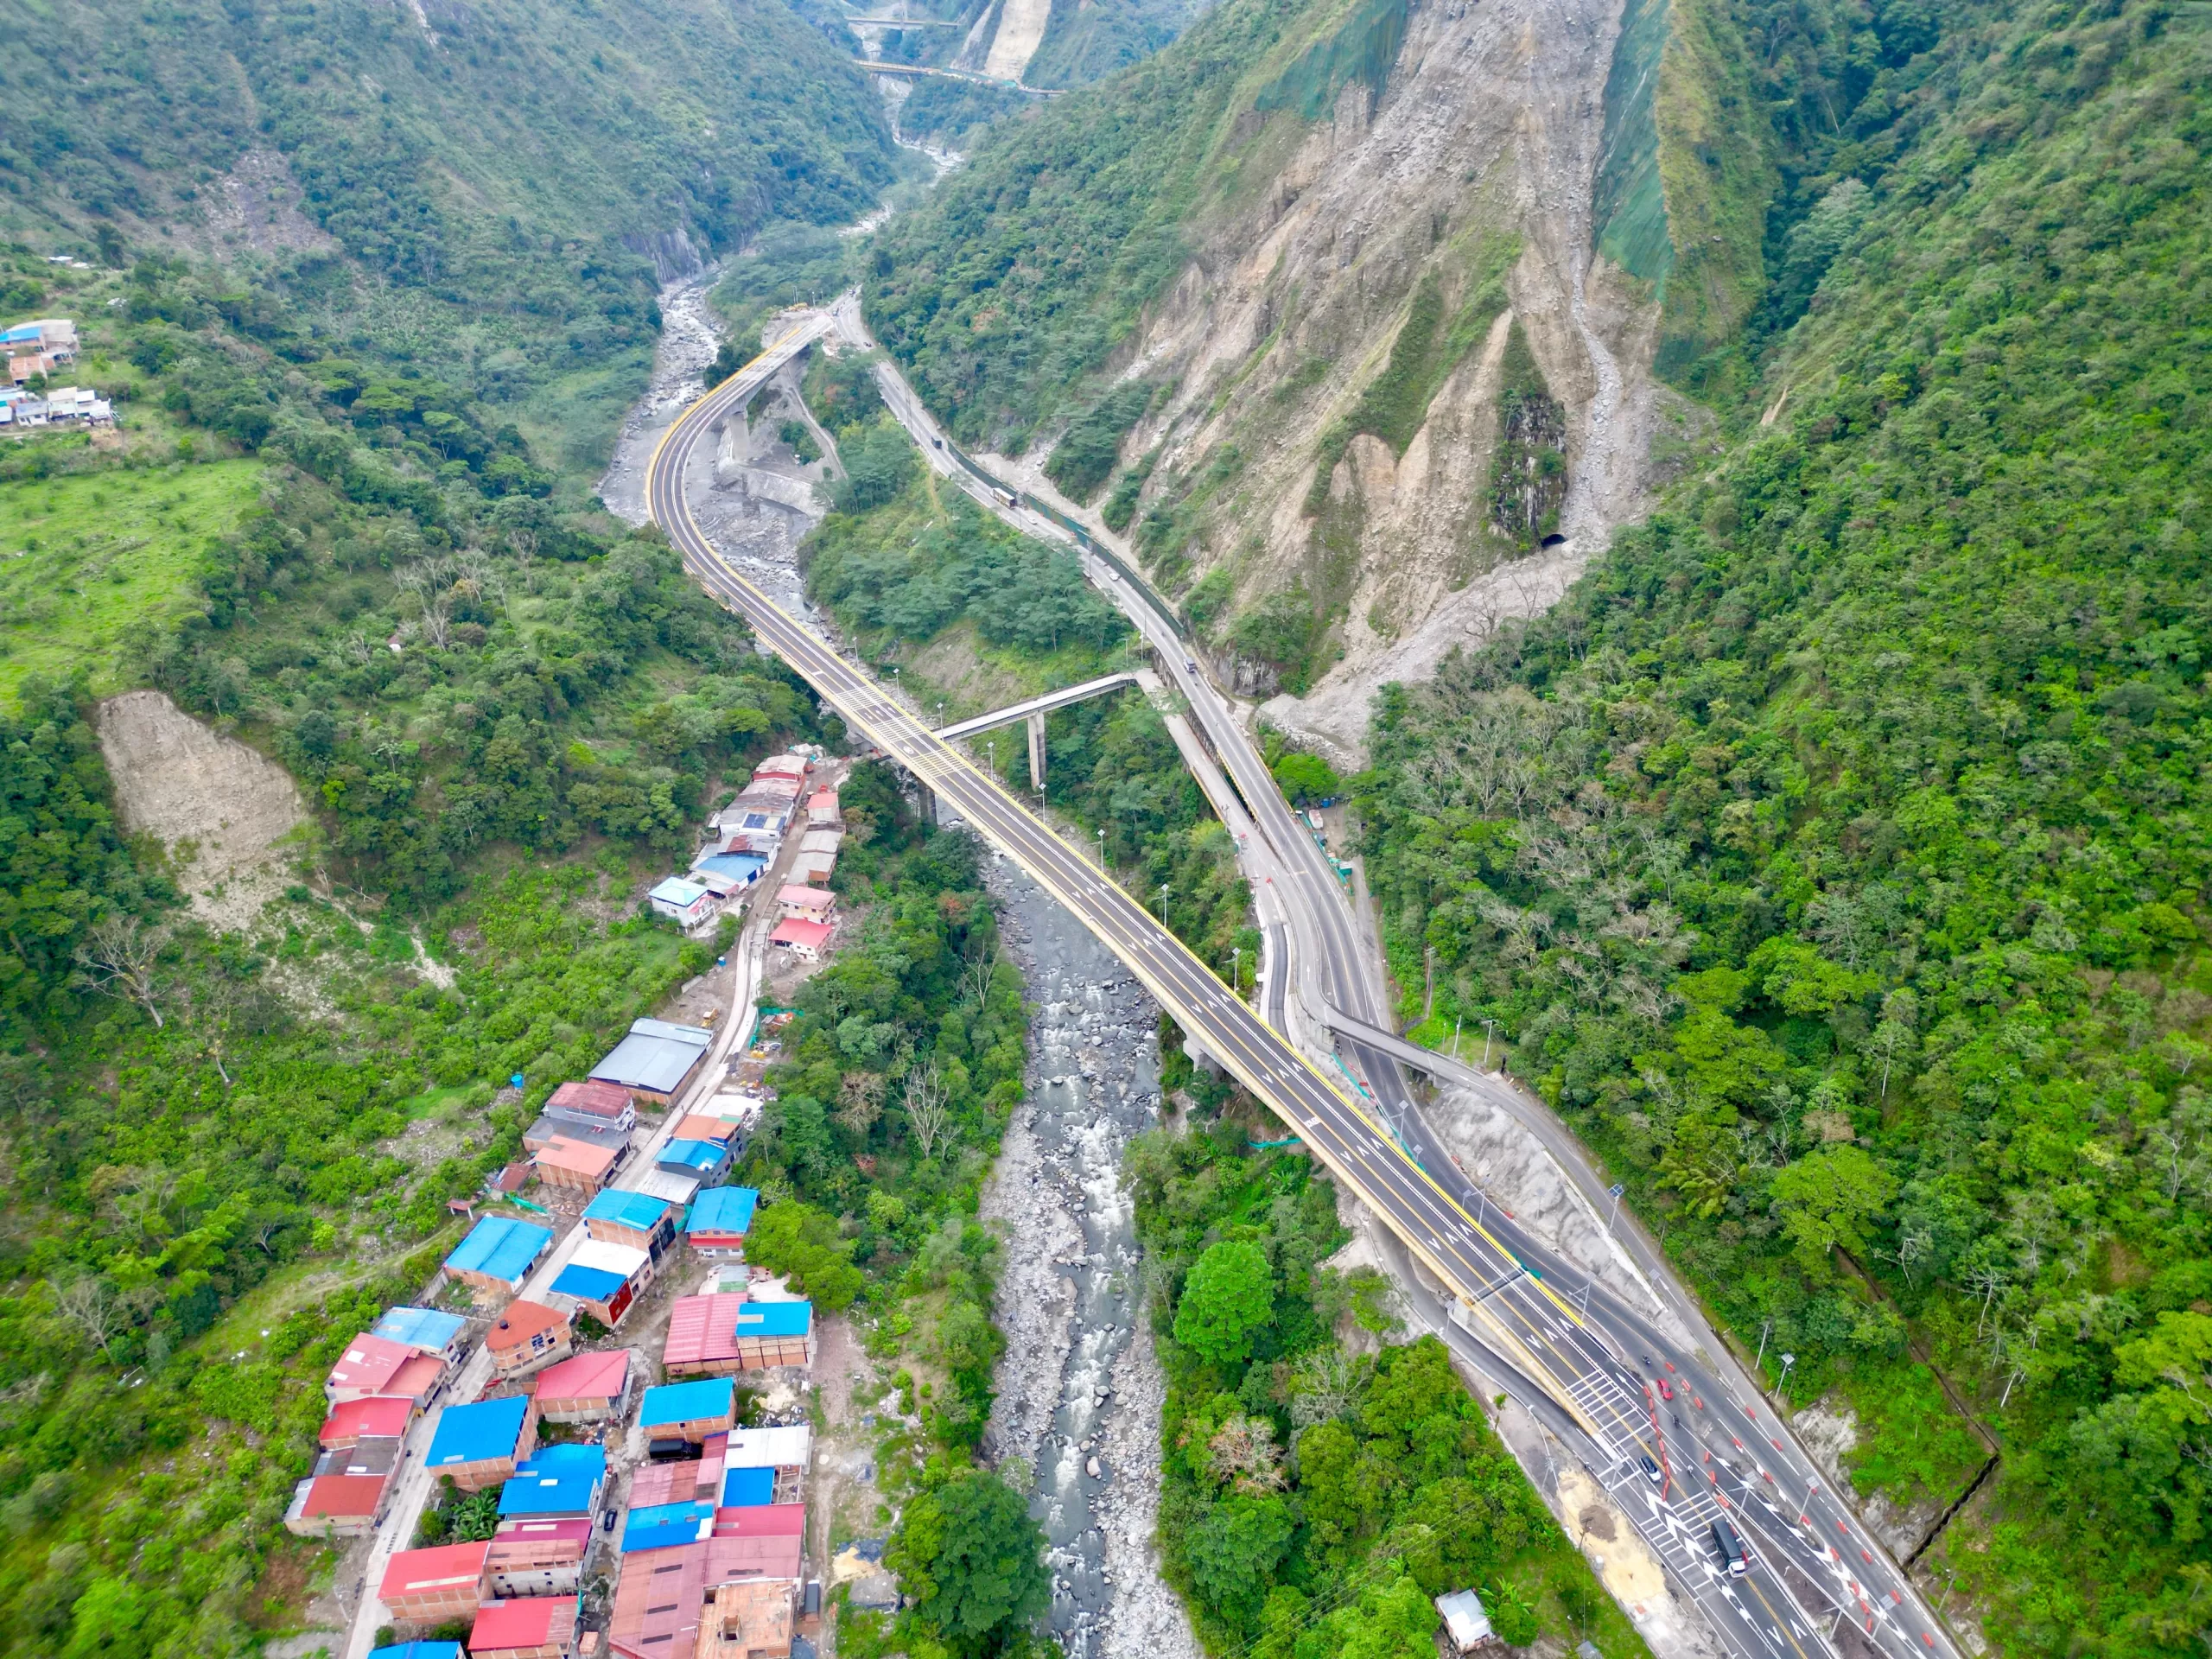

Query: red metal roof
[296,1473,386,1520]
[390,1355,445,1401]
[547,1078,632,1118]
[663,1294,748,1369]
[528,1348,628,1402]
[768,918,832,950]
[380,1540,490,1599]
[327,1332,415,1395]
[320,1395,414,1446]
[536,1135,620,1177]
[471,1594,577,1649]
[712,1503,805,1539]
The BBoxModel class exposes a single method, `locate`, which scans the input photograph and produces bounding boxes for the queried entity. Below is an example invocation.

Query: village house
[684,1186,759,1255]
[639,1377,737,1446]
[773,885,836,925]
[425,1394,538,1492]
[582,1188,681,1256]
[767,918,832,962]
[548,1236,653,1327]
[445,1216,555,1299]
[648,874,721,936]
[542,1077,638,1135]
[589,1017,713,1104]
[468,1595,582,1659]
[486,1301,573,1378]
[525,1348,632,1424]
[284,1472,390,1538]
[378,1541,493,1623]
[487,1516,594,1599]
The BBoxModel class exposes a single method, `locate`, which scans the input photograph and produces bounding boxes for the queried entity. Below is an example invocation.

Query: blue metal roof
[721,1466,774,1508]
[499,1445,606,1516]
[658,1139,726,1173]
[734,1300,812,1338]
[696,852,767,879]
[446,1216,553,1285]
[371,1306,465,1352]
[368,1644,463,1659]
[550,1262,626,1302]
[426,1395,531,1469]
[620,1501,715,1553]
[687,1186,759,1236]
[652,876,709,906]
[639,1376,734,1427]
[583,1189,671,1230]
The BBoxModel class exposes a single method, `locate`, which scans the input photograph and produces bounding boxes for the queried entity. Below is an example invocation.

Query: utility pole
[1452,1013,1463,1062]
[1424,944,1434,1021]
[1481,1017,1497,1071]
[1755,1316,1772,1374]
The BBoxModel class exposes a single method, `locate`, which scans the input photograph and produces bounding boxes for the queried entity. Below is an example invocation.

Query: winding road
[649,316,1960,1659]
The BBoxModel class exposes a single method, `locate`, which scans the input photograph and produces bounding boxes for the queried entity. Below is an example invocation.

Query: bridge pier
[913,778,938,825]
[1026,712,1047,789]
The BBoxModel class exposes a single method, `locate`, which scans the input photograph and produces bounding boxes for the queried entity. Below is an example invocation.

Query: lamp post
[1231,945,1242,996]
[1777,1352,1797,1396]
[1605,1181,1625,1236]
[1096,826,1106,869]
[1158,882,1170,917]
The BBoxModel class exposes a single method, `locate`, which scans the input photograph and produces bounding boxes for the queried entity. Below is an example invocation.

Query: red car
[1657,1377,1675,1401]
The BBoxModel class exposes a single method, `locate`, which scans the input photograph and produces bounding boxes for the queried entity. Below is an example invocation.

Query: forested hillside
[1360,2,2212,1650]
[4,0,897,468]
[0,229,823,1654]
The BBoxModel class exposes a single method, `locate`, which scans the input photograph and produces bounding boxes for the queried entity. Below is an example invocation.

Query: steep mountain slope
[1360,2,2212,1650]
[872,0,1684,758]
[4,0,896,466]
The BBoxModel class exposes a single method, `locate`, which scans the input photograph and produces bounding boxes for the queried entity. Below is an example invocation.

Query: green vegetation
[879,1467,1052,1657]
[868,0,1330,450]
[0,461,265,702]
[898,79,1038,149]
[1130,1110,1651,1657]
[1485,321,1565,550]
[1360,3,2212,1648]
[711,226,868,383]
[10,0,894,470]
[1044,379,1155,503]
[1026,0,1213,89]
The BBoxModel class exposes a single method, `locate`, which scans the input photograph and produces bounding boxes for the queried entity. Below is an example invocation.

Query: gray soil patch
[96,689,309,933]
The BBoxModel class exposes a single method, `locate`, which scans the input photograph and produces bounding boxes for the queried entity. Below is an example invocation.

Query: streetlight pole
[1777,1352,1796,1397]
[1096,826,1106,870]
[1231,946,1241,996]
[1605,1181,1624,1236]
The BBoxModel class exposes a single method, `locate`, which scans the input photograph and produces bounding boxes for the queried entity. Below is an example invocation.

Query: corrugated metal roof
[296,1472,386,1519]
[640,1376,734,1427]
[371,1306,465,1353]
[470,1594,577,1648]
[550,1262,625,1302]
[720,1466,774,1508]
[446,1216,553,1284]
[620,1503,715,1554]
[686,1186,759,1236]
[425,1395,531,1469]
[321,1395,415,1445]
[734,1300,812,1338]
[570,1237,649,1276]
[650,876,710,906]
[662,1293,747,1368]
[658,1138,727,1173]
[591,1020,711,1096]
[380,1540,490,1598]
[368,1642,463,1659]
[582,1188,670,1230]
[530,1349,628,1402]
[327,1333,415,1394]
[497,1446,604,1516]
[721,1426,811,1469]
[712,1501,806,1538]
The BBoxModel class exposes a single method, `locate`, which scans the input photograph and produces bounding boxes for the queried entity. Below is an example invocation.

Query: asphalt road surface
[652,321,1958,1659]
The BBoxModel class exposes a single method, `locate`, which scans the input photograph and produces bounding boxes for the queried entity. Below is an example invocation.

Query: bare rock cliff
[1091,0,1694,762]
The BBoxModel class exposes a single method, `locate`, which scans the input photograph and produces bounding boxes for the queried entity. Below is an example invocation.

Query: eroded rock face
[96,690,308,932]
[1084,0,1687,762]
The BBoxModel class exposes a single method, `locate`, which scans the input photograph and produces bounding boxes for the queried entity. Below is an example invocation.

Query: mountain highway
[655,319,1957,1659]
